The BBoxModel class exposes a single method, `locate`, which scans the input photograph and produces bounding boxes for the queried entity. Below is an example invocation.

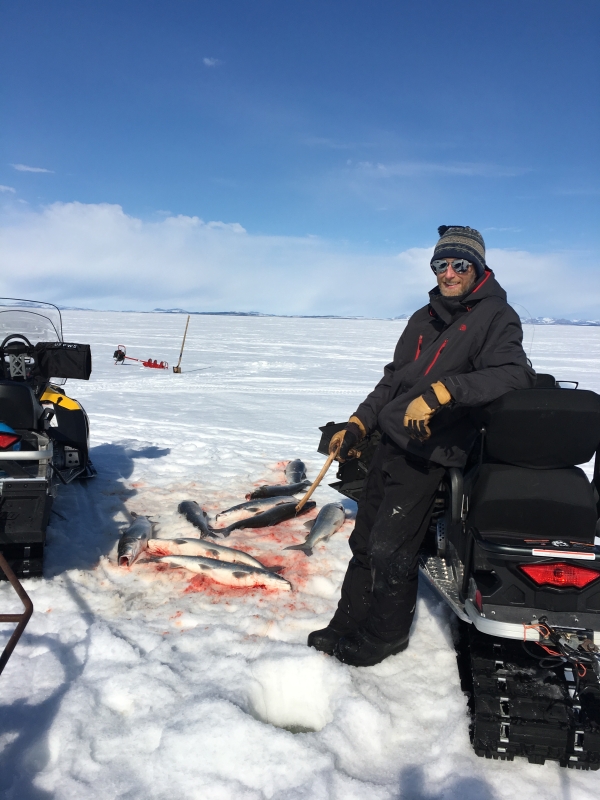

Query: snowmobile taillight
[0,433,20,449]
[0,423,21,450]
[519,562,600,589]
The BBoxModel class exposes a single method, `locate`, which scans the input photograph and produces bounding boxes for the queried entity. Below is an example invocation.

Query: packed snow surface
[1,312,600,800]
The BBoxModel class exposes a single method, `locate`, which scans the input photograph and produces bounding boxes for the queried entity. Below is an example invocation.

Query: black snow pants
[330,438,445,643]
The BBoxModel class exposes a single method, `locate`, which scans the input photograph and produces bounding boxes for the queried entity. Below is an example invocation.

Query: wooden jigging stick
[173,315,191,373]
[295,442,341,514]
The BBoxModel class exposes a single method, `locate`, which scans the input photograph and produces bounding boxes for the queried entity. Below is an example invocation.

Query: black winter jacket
[354,268,535,467]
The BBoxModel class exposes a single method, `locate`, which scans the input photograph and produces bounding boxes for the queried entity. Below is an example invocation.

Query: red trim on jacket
[424,339,448,376]
[470,268,492,295]
[414,334,423,361]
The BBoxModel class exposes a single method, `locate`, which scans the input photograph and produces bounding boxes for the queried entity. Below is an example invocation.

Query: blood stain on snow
[184,574,283,598]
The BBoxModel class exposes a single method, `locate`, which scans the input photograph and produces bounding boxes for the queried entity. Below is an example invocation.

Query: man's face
[437,259,477,297]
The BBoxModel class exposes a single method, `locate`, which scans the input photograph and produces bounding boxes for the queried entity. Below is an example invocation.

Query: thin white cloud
[11,163,54,173]
[0,202,595,318]
[355,161,528,179]
[203,57,222,67]
[303,137,370,150]
[0,185,16,193]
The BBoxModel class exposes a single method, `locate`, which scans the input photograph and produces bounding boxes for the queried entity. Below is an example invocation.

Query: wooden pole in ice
[173,315,191,373]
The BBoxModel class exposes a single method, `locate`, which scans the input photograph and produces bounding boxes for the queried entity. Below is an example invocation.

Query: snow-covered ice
[1,312,599,799]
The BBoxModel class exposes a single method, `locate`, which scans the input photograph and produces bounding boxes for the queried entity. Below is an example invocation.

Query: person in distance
[309,225,535,667]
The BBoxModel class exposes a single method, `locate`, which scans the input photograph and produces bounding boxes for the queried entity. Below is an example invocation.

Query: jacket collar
[428,268,506,324]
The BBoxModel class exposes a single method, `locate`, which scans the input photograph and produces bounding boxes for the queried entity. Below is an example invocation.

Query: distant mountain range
[57,306,600,326]
[152,309,600,325]
[519,317,600,327]
[152,308,370,319]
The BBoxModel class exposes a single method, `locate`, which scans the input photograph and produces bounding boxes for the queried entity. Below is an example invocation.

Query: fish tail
[200,525,221,539]
[211,525,232,538]
[283,544,313,555]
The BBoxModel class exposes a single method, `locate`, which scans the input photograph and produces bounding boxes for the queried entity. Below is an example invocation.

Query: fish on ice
[247,481,310,500]
[178,501,220,538]
[157,555,292,590]
[117,516,153,567]
[285,459,308,484]
[146,537,283,572]
[219,499,316,536]
[284,502,346,556]
[214,495,296,526]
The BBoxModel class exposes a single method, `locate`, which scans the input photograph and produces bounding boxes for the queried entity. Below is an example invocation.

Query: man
[308,225,535,667]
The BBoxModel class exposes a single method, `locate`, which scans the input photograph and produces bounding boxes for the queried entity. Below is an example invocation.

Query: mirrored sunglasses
[430,259,472,275]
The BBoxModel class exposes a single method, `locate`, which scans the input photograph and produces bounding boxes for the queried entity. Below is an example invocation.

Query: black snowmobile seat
[0,381,44,430]
[475,388,600,469]
[534,373,557,389]
[468,463,598,542]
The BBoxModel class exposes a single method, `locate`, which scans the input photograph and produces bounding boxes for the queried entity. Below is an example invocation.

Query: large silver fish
[284,502,346,556]
[247,481,310,500]
[214,495,296,526]
[178,501,220,538]
[219,500,316,536]
[285,459,307,484]
[146,537,282,572]
[157,555,291,591]
[117,516,153,567]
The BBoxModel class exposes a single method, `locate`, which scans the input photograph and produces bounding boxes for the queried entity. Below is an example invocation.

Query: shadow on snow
[44,442,170,576]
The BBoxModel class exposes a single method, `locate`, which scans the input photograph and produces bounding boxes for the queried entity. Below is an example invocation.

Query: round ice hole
[249,652,344,733]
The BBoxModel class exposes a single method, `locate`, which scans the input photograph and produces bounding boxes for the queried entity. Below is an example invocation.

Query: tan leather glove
[329,415,367,461]
[403,381,452,442]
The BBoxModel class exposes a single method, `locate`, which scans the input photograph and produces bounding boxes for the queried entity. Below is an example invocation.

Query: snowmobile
[0,299,93,579]
[318,373,600,770]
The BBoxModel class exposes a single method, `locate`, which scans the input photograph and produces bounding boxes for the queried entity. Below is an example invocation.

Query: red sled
[113,345,168,370]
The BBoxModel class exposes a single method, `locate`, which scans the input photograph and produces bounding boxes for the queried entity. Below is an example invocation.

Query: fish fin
[303,520,315,530]
[283,544,312,555]
[232,571,247,579]
[263,565,284,573]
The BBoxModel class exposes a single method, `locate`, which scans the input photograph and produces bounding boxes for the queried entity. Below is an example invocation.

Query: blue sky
[1,1,599,316]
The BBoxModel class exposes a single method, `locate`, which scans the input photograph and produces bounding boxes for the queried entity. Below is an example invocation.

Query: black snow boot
[307,625,351,655]
[334,628,409,667]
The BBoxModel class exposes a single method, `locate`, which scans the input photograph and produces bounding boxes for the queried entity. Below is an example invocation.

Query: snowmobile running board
[0,551,33,675]
[419,554,471,623]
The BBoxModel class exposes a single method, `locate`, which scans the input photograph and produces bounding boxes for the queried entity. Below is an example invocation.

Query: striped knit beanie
[431,225,486,277]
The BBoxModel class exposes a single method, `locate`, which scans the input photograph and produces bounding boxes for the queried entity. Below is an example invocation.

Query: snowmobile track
[457,623,600,770]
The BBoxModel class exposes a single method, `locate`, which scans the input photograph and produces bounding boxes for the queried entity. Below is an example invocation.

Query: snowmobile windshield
[0,298,66,385]
[0,298,63,345]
